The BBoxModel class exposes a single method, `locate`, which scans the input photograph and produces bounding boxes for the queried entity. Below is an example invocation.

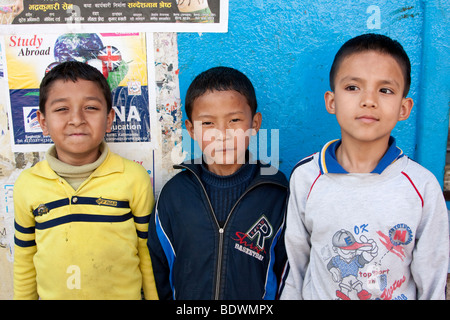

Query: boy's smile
[37,79,114,166]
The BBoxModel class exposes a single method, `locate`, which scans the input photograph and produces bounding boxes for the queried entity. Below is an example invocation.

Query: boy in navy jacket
[148,66,288,299]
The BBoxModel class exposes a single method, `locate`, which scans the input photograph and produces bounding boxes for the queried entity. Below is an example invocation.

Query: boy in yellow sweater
[13,61,158,299]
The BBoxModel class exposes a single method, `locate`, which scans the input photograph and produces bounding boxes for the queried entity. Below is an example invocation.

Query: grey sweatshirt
[280,138,449,300]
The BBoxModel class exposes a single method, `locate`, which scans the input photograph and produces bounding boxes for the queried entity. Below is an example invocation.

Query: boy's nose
[68,109,86,125]
[215,125,232,141]
[360,90,377,108]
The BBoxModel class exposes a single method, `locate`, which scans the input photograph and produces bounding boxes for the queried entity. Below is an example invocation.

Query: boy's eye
[202,121,213,126]
[380,88,394,94]
[85,105,100,110]
[230,118,241,123]
[345,85,359,91]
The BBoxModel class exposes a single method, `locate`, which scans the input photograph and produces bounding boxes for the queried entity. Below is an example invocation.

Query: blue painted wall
[177,0,450,189]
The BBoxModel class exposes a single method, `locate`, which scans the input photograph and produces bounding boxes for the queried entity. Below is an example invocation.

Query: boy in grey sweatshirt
[279,34,449,300]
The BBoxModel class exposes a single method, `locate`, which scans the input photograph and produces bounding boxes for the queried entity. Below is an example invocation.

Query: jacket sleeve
[410,175,449,300]
[147,193,175,300]
[273,209,287,299]
[132,167,158,300]
[13,172,39,300]
[279,167,312,300]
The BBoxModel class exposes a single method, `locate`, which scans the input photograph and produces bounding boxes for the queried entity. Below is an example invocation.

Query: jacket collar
[319,136,404,175]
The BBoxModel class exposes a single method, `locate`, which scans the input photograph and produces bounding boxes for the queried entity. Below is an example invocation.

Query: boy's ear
[251,112,262,136]
[324,91,336,115]
[105,108,115,133]
[398,97,414,121]
[37,110,49,136]
[185,119,197,140]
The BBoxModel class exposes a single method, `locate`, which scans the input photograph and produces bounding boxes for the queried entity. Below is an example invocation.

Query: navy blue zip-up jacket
[147,160,288,300]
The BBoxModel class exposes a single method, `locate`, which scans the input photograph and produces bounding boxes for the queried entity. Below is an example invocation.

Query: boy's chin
[204,157,237,166]
[204,152,247,166]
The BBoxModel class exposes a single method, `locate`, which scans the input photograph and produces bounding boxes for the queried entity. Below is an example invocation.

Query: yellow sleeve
[13,172,38,300]
[131,165,158,300]
[139,237,158,299]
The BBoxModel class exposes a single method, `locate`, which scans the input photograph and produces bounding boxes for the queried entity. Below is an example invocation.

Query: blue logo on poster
[24,107,41,132]
[10,89,52,145]
[106,85,151,143]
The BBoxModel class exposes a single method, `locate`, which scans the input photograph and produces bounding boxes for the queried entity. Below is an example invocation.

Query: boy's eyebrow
[225,111,246,116]
[339,76,401,88]
[339,76,362,84]
[195,111,246,118]
[378,79,401,88]
[49,96,104,106]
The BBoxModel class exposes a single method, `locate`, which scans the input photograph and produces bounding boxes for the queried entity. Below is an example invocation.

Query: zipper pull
[219,228,224,234]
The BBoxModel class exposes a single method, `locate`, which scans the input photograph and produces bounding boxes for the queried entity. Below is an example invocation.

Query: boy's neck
[336,137,390,173]
[206,163,244,176]
[204,152,250,176]
[46,142,109,190]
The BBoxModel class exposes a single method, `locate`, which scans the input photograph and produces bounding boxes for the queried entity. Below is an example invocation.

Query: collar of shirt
[319,136,404,174]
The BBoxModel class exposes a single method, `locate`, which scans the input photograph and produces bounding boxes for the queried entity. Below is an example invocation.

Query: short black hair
[185,66,257,121]
[39,61,112,114]
[329,33,411,97]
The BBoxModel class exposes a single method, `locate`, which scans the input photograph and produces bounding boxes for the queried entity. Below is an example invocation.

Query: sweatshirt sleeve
[132,167,158,300]
[410,174,449,300]
[279,166,315,300]
[13,172,39,300]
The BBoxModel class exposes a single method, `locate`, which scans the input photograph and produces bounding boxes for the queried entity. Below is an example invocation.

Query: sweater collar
[31,142,123,180]
[174,152,288,188]
[319,136,404,175]
[200,161,257,188]
[45,141,109,178]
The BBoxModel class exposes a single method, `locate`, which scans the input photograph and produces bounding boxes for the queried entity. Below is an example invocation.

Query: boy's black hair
[39,61,112,114]
[329,33,411,97]
[185,66,257,121]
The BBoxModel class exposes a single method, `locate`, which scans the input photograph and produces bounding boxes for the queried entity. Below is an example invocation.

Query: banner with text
[0,0,227,33]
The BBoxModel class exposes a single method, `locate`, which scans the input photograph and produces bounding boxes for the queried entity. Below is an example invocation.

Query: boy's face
[185,90,261,175]
[325,51,413,146]
[37,79,114,166]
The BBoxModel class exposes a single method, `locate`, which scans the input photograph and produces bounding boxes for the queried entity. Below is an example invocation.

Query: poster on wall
[0,0,228,33]
[4,32,158,151]
[2,31,160,188]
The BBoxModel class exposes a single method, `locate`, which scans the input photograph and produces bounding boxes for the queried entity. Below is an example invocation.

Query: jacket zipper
[177,164,286,299]
[215,181,286,299]
[215,183,259,298]
[180,167,222,299]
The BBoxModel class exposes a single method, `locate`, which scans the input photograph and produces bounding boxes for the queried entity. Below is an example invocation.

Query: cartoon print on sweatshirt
[377,223,412,261]
[373,224,413,300]
[326,229,378,300]
[324,224,414,300]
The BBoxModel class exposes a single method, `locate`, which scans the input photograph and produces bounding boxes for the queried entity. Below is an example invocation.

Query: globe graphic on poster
[48,33,129,90]
[54,33,104,63]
